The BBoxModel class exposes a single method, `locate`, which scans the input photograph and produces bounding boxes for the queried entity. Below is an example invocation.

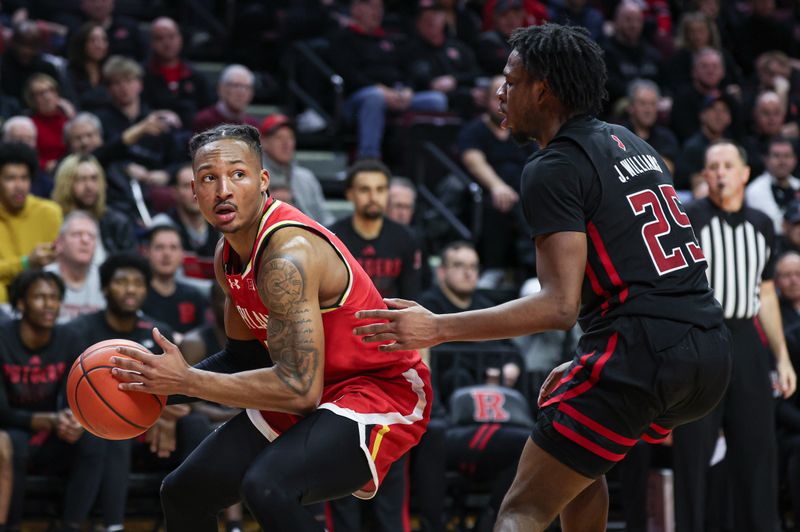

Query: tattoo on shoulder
[263,256,305,315]
[260,254,319,396]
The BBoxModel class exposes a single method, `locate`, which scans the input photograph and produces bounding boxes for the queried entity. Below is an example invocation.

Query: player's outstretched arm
[112,231,327,415]
[355,231,586,351]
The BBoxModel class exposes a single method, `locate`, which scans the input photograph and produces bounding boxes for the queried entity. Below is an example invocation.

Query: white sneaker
[297,108,327,133]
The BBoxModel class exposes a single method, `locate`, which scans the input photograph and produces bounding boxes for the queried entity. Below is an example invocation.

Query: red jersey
[223,197,431,498]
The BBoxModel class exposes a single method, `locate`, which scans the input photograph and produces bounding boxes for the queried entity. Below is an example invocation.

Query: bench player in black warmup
[355,23,734,531]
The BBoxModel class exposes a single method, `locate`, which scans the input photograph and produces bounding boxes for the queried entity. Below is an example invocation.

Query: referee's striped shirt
[686,198,776,320]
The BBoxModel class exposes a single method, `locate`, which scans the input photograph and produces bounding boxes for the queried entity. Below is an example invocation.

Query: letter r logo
[470,390,510,422]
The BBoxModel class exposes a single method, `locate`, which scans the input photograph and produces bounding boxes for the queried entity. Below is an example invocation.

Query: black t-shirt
[328,27,405,95]
[401,36,481,92]
[71,311,175,354]
[418,284,495,315]
[330,217,422,299]
[142,282,208,334]
[458,117,532,188]
[418,285,513,350]
[0,321,80,429]
[521,116,722,334]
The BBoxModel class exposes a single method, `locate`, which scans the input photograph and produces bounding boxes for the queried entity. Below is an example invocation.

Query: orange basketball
[67,339,165,440]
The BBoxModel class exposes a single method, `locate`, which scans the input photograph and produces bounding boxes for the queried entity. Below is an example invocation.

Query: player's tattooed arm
[258,239,325,405]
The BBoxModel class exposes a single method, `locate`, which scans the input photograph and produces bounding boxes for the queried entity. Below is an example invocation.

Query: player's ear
[537,79,550,103]
[260,169,270,193]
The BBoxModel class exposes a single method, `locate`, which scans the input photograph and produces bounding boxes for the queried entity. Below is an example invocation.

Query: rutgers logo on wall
[470,389,511,422]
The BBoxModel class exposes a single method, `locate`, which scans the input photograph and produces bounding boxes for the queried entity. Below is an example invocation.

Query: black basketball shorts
[532,316,731,478]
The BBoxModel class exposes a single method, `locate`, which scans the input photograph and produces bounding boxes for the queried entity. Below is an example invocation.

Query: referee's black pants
[672,318,779,532]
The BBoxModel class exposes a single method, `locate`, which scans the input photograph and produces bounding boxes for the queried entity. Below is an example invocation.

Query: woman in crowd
[66,22,112,111]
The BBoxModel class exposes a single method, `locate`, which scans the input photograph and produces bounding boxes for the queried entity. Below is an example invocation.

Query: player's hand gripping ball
[67,339,165,440]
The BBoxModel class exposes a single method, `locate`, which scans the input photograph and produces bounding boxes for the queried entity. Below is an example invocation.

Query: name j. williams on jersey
[614,154,664,183]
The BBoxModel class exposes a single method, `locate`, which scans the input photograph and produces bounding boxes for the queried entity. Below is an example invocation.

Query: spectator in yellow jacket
[0,142,62,302]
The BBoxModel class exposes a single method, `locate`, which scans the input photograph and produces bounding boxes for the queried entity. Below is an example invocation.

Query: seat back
[449,384,534,428]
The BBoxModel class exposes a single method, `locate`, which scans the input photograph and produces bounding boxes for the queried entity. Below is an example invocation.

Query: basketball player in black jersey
[355,24,739,531]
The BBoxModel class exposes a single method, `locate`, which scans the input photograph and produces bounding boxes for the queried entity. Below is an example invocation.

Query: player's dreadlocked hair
[508,23,608,116]
[188,124,262,161]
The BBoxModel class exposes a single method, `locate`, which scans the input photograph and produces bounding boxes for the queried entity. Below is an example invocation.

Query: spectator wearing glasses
[23,74,75,174]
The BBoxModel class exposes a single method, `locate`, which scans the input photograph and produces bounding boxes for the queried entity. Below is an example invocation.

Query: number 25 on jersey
[627,184,706,276]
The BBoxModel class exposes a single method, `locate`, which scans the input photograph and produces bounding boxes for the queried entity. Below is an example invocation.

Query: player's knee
[240,469,291,511]
[161,468,192,510]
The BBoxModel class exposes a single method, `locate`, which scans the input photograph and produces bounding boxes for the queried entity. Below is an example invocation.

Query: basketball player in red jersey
[110,124,432,532]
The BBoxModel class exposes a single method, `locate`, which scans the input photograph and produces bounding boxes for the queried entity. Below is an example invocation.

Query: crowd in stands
[0,0,796,530]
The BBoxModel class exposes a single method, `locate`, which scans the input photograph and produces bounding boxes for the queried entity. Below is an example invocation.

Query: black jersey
[0,321,79,428]
[71,311,175,353]
[330,216,422,299]
[521,116,721,333]
[142,282,208,334]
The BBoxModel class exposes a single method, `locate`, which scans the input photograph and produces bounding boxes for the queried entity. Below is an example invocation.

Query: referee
[674,140,797,531]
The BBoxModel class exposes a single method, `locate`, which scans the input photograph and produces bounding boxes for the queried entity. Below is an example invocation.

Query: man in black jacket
[402,2,482,117]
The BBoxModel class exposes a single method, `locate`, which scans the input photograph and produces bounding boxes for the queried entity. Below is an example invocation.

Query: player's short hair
[9,269,65,308]
[99,252,152,289]
[508,23,608,116]
[707,139,748,165]
[189,124,262,162]
[345,159,392,189]
[0,141,37,177]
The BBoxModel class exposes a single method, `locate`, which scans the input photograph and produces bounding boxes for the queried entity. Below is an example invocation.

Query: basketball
[67,339,166,440]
